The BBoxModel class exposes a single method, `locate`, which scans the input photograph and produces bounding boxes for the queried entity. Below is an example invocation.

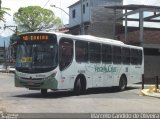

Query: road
[0,73,160,115]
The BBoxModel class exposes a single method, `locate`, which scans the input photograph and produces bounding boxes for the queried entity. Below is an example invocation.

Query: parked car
[7,66,15,73]
[0,65,6,72]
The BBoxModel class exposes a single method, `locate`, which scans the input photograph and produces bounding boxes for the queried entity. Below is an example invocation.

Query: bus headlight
[45,72,57,80]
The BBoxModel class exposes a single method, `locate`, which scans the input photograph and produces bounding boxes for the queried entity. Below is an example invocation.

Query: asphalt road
[0,73,160,118]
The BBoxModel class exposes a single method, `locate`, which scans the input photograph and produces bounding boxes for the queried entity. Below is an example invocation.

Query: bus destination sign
[21,35,49,41]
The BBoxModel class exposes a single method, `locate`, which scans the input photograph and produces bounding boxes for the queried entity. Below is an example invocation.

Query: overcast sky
[0,0,160,36]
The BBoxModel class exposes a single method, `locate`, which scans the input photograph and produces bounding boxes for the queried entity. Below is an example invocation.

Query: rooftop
[68,1,80,8]
[105,4,160,10]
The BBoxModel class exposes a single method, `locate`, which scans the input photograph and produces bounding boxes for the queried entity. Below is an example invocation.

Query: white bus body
[15,32,144,94]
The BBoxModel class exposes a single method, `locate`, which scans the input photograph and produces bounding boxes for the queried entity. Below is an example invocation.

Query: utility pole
[4,24,18,34]
[4,41,7,70]
[51,1,85,35]
[80,0,84,35]
[50,5,81,34]
[0,0,1,9]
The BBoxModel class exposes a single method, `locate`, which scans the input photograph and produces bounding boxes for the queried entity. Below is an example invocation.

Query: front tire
[41,89,48,95]
[119,75,127,91]
[74,78,82,95]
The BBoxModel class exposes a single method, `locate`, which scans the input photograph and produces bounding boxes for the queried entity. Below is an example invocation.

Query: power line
[43,0,50,8]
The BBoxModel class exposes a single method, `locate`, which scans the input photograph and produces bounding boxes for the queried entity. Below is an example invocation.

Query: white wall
[69,0,90,28]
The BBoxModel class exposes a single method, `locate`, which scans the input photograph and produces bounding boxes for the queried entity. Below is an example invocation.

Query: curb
[139,85,160,98]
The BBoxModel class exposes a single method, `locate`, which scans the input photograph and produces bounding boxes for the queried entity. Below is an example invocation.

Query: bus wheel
[119,75,127,91]
[74,78,82,95]
[41,89,47,95]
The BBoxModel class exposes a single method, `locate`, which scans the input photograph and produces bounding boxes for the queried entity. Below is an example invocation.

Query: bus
[15,32,144,95]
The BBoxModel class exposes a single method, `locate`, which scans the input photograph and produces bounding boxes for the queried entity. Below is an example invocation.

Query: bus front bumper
[14,74,58,90]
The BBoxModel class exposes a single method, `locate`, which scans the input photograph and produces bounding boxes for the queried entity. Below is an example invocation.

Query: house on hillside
[69,0,123,38]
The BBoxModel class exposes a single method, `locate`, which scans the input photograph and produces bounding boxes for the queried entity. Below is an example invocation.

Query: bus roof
[76,35,124,45]
[19,31,142,50]
[59,33,142,50]
[50,32,124,45]
[21,31,124,45]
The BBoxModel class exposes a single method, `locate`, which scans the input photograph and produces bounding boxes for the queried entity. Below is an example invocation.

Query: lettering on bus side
[94,65,117,73]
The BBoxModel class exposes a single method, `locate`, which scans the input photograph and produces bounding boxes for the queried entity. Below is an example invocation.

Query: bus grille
[20,77,44,81]
[20,81,43,87]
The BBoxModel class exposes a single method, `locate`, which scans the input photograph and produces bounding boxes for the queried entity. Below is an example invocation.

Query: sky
[0,0,78,37]
[0,0,160,37]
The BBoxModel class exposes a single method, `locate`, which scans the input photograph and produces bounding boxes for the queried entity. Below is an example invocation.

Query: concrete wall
[91,7,115,23]
[90,0,123,7]
[86,7,122,38]
[87,22,114,38]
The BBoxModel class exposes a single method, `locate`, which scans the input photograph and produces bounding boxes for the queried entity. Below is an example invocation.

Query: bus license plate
[28,82,34,85]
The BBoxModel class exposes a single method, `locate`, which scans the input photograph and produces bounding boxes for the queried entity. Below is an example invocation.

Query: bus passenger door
[59,38,75,89]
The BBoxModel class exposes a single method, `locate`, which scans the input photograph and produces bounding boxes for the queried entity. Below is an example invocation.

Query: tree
[0,0,10,22]
[13,6,62,32]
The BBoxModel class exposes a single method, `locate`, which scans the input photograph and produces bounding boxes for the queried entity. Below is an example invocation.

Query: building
[105,4,160,79]
[69,0,123,38]
[0,45,14,66]
[69,2,160,79]
[118,27,160,78]
[0,47,5,64]
[57,24,69,33]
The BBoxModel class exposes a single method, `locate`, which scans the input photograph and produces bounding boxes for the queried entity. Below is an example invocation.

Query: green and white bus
[15,32,144,95]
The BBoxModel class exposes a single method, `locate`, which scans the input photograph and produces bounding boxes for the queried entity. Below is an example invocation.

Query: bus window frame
[59,37,74,71]
[75,40,89,63]
[102,44,112,64]
[113,46,122,64]
[89,42,101,63]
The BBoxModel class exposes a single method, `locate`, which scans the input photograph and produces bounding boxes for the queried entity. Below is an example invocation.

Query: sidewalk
[131,76,160,98]
[128,84,160,98]
[140,85,160,98]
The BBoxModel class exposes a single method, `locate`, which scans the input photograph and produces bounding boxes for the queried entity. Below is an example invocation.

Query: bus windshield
[16,34,58,73]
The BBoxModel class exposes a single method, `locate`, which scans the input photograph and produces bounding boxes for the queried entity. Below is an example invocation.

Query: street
[0,73,160,114]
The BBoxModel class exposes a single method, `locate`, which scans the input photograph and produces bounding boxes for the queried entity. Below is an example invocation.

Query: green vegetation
[0,0,10,22]
[13,6,62,32]
[10,6,62,62]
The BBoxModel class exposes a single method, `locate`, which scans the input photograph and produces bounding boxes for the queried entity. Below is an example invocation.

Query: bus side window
[89,43,101,63]
[75,41,88,62]
[122,47,130,64]
[138,50,142,65]
[113,46,121,64]
[131,49,139,65]
[59,38,73,71]
[102,44,112,63]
